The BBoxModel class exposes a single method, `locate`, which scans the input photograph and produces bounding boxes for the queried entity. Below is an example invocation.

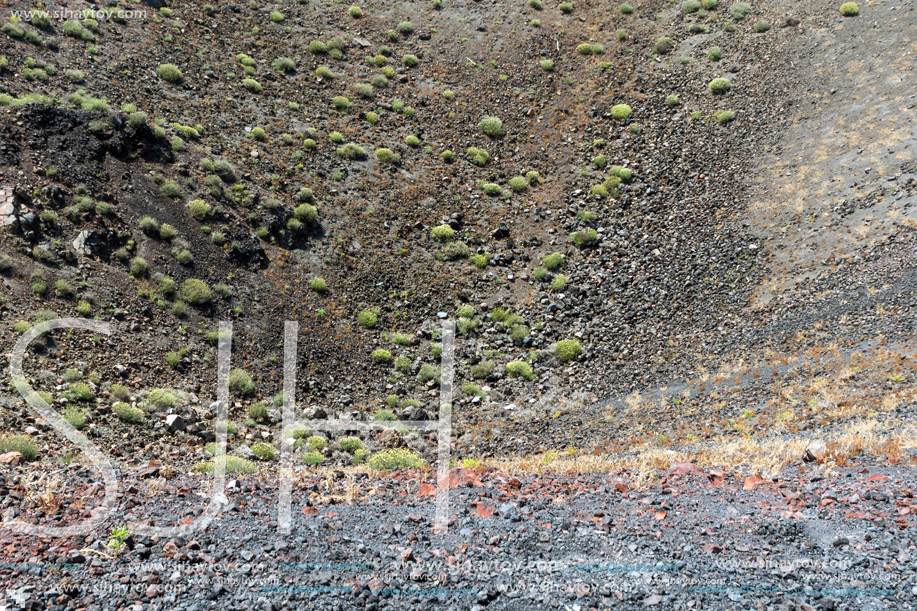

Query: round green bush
[542,252,565,270]
[248,401,269,421]
[555,339,583,363]
[654,37,674,55]
[431,224,455,242]
[339,436,362,453]
[479,115,504,138]
[611,104,632,119]
[157,63,183,83]
[840,2,859,16]
[358,310,377,328]
[310,277,326,292]
[229,368,255,396]
[506,361,534,380]
[307,435,327,451]
[374,408,398,421]
[728,2,752,19]
[509,176,529,193]
[188,199,211,220]
[367,448,425,470]
[348,5,362,17]
[181,279,212,305]
[372,348,392,363]
[251,442,276,461]
[708,77,731,94]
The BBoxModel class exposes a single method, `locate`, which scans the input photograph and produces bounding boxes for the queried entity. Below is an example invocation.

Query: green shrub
[337,143,367,160]
[229,369,255,396]
[707,46,722,61]
[358,309,378,328]
[204,442,226,456]
[67,382,93,401]
[570,228,598,247]
[0,436,37,461]
[479,116,504,138]
[555,339,583,363]
[159,223,178,240]
[349,5,363,17]
[682,0,701,12]
[539,59,554,71]
[129,257,148,277]
[559,2,573,13]
[417,363,440,383]
[110,384,131,400]
[703,0,718,7]
[161,180,181,197]
[506,361,534,380]
[52,279,73,299]
[372,348,392,363]
[310,277,326,292]
[251,442,276,460]
[467,147,490,166]
[470,253,490,268]
[294,203,318,222]
[306,435,327,451]
[309,40,328,54]
[270,10,285,22]
[394,356,412,372]
[728,2,752,19]
[242,78,263,93]
[367,448,425,470]
[551,274,568,291]
[716,110,736,124]
[506,176,529,193]
[339,436,362,453]
[248,401,269,421]
[113,402,144,423]
[470,361,494,379]
[181,279,212,305]
[840,2,859,16]
[146,388,179,408]
[654,37,674,55]
[374,409,398,421]
[754,20,770,32]
[187,199,211,220]
[273,57,295,73]
[665,95,680,107]
[708,77,731,94]
[64,407,87,430]
[157,63,183,83]
[295,450,320,465]
[611,104,632,119]
[609,165,633,181]
[542,252,565,270]
[195,455,258,474]
[431,224,455,242]
[376,148,400,163]
[401,54,419,67]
